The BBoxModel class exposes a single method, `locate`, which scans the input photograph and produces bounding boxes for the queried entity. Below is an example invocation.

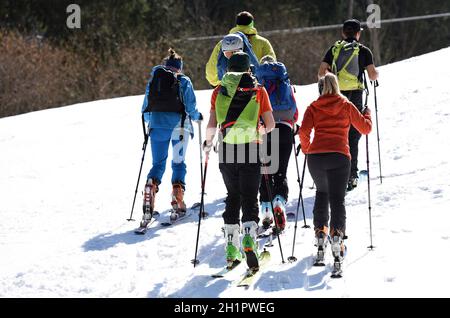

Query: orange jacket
[299,94,372,159]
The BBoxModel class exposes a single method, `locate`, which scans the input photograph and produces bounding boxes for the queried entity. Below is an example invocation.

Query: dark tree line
[1,0,449,117]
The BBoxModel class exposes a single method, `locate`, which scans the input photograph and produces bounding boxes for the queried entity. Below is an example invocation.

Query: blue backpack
[256,62,297,121]
[217,32,260,81]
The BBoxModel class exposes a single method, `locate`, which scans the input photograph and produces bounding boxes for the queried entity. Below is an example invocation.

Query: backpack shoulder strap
[176,74,187,129]
[331,40,345,74]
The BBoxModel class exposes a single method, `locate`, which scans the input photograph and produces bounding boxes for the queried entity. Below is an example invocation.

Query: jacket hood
[229,25,257,36]
[310,94,347,116]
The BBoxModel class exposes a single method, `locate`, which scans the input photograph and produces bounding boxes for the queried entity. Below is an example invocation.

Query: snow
[1,47,450,298]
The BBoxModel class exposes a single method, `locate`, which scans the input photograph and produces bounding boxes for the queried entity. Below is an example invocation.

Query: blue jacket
[141,65,201,138]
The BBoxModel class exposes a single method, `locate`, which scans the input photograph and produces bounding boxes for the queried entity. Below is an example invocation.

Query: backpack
[216,72,260,144]
[144,66,185,114]
[255,62,296,121]
[217,32,260,81]
[331,40,364,91]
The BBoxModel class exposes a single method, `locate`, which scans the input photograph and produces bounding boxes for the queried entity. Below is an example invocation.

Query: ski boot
[141,178,158,227]
[259,202,273,230]
[313,226,329,266]
[242,221,259,271]
[272,195,287,234]
[330,228,346,278]
[347,175,358,192]
[224,224,243,269]
[170,182,187,222]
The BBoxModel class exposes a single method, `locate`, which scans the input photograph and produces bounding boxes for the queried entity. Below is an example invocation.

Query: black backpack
[144,67,185,114]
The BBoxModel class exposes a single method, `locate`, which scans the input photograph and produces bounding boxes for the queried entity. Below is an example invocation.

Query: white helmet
[221,34,244,52]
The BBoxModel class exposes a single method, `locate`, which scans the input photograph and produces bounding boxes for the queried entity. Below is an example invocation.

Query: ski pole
[192,121,208,266]
[288,132,310,262]
[299,157,309,229]
[260,147,285,264]
[372,80,383,183]
[366,134,374,250]
[197,121,205,191]
[192,152,209,266]
[292,125,309,228]
[127,115,150,221]
[363,73,375,249]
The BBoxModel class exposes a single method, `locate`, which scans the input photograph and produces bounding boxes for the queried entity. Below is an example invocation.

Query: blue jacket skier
[140,48,202,226]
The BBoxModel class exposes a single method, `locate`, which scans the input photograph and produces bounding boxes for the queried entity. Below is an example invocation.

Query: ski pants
[307,153,350,234]
[147,128,189,185]
[219,143,261,225]
[342,90,363,179]
[259,123,293,202]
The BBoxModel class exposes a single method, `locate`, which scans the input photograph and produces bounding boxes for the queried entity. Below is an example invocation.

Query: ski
[212,230,274,280]
[134,211,160,235]
[190,202,201,210]
[211,260,243,278]
[160,202,205,226]
[160,209,193,227]
[237,250,271,288]
[331,258,344,278]
[256,226,273,239]
[286,212,296,220]
[257,225,289,239]
[160,210,209,227]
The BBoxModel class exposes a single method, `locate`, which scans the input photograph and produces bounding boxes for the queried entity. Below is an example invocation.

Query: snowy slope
[1,47,450,298]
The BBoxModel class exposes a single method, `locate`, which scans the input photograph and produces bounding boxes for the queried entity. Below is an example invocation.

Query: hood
[221,72,243,98]
[310,94,347,116]
[229,25,257,36]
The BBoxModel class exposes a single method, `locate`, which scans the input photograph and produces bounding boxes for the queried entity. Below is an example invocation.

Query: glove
[202,140,213,153]
[296,143,301,157]
[293,123,300,135]
[362,106,371,115]
[194,112,203,122]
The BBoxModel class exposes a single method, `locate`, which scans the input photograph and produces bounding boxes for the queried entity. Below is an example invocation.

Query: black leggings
[259,124,293,202]
[342,90,363,179]
[220,162,261,225]
[307,153,350,233]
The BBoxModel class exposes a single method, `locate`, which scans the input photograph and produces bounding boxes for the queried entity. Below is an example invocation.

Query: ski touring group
[130,11,379,282]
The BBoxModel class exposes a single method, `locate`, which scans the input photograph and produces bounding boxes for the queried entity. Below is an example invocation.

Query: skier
[318,19,379,191]
[299,72,372,271]
[210,32,260,89]
[255,55,298,233]
[206,11,276,87]
[203,52,275,270]
[140,48,202,228]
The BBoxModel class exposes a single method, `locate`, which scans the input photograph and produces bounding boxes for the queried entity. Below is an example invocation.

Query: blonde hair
[319,73,341,96]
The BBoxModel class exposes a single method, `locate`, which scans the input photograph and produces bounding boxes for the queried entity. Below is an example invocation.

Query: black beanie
[227,52,250,72]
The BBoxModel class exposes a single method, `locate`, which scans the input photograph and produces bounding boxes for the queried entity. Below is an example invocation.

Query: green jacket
[206,25,276,87]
